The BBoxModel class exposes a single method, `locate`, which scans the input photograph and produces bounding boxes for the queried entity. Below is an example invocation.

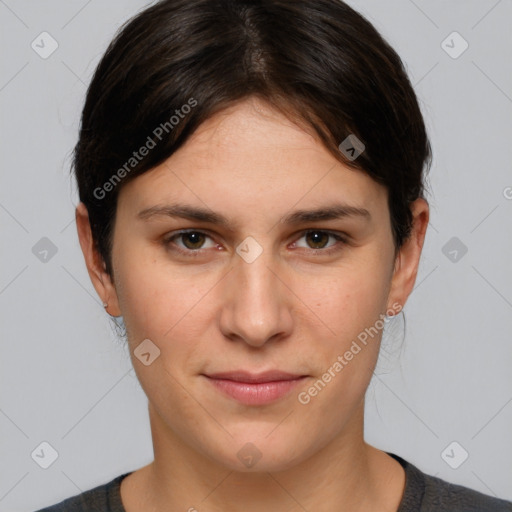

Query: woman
[36,0,512,510]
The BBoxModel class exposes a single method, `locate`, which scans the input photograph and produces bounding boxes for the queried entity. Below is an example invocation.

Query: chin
[200,429,312,473]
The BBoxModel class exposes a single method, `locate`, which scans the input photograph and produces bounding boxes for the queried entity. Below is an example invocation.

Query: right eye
[163,230,218,256]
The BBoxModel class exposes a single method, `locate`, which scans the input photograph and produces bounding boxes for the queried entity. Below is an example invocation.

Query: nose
[219,242,294,348]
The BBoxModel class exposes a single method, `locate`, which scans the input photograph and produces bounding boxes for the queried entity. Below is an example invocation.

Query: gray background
[1,1,511,510]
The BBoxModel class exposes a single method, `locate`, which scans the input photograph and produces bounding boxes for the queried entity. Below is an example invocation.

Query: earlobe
[386,198,430,313]
[75,202,122,316]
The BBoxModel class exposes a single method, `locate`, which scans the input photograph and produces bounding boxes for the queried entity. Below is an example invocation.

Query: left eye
[293,230,345,252]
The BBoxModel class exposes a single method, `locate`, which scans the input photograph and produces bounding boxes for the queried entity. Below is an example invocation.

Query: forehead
[117,98,387,220]
[190,98,318,150]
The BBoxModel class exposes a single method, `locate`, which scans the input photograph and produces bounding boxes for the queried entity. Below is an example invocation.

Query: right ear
[75,202,122,317]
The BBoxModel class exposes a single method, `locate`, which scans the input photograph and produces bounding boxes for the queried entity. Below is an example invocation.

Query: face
[78,97,427,473]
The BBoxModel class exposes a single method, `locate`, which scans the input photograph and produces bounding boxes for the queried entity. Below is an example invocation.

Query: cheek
[116,261,212,408]
[114,247,207,335]
[290,259,391,399]
[293,274,386,429]
[299,262,390,343]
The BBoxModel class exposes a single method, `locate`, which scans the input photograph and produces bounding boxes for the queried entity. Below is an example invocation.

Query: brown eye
[164,230,217,256]
[180,232,206,250]
[305,231,330,249]
[293,230,347,255]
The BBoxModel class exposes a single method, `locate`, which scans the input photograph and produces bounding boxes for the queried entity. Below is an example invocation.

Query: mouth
[202,370,309,406]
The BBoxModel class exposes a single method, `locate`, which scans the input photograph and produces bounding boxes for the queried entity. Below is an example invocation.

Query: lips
[203,370,308,405]
[206,370,304,383]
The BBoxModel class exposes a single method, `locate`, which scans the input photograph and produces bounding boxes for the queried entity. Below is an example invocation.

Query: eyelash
[163,229,348,257]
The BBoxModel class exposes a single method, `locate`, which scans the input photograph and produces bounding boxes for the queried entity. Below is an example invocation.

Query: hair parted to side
[73,0,432,278]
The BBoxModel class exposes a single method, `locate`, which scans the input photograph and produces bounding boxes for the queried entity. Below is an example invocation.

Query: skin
[76,97,429,512]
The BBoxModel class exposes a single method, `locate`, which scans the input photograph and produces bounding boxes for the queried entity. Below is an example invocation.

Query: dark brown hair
[73,0,431,278]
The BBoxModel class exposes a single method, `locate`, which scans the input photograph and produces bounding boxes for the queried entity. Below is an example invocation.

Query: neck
[124,402,405,512]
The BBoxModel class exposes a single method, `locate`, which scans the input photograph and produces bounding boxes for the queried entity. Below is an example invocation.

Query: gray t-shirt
[34,453,512,511]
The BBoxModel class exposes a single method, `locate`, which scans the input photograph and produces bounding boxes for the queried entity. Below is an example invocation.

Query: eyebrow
[137,202,371,228]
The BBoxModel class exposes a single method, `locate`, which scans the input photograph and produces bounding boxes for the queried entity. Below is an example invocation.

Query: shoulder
[389,452,512,512]
[33,472,130,512]
[422,472,512,512]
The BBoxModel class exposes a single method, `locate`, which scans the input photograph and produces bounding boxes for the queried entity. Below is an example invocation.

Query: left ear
[386,198,430,313]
